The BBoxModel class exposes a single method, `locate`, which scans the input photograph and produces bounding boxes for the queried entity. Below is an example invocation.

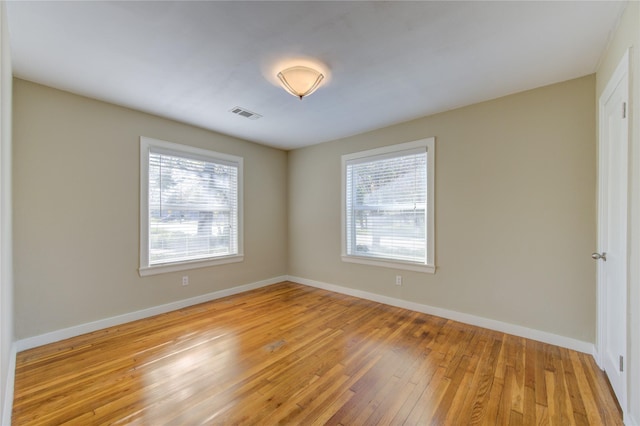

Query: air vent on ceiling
[230,106,262,120]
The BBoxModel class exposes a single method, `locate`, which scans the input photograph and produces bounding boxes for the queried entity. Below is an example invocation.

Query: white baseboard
[16,276,287,352]
[13,273,594,358]
[288,275,595,355]
[2,342,16,426]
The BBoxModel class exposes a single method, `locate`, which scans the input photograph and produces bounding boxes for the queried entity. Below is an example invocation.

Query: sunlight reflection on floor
[139,330,239,423]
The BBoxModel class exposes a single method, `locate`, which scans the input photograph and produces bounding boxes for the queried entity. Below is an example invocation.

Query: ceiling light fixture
[277,66,324,99]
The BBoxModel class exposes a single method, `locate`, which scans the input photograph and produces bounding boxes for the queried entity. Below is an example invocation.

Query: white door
[596,50,629,413]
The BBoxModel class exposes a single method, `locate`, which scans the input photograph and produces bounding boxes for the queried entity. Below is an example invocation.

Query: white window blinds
[140,138,242,275]
[346,149,427,264]
[145,142,240,268]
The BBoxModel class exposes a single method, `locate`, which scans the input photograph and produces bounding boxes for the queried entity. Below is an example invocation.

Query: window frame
[139,136,244,276]
[341,137,435,273]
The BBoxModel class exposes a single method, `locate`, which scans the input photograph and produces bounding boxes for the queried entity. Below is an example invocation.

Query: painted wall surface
[0,1,13,421]
[595,1,640,422]
[289,75,596,343]
[13,79,288,339]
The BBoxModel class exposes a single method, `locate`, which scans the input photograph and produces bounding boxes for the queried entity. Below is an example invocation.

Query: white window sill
[341,255,435,274]
[139,254,244,276]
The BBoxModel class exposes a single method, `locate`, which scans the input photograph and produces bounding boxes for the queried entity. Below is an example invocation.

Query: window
[342,138,435,273]
[139,137,243,276]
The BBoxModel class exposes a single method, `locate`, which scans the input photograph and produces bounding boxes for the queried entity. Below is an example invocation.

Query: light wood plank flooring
[13,281,622,425]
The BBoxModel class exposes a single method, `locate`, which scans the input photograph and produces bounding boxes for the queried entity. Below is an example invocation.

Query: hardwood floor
[13,282,621,425]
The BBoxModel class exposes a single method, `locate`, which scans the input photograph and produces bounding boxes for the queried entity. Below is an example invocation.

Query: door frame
[596,48,629,415]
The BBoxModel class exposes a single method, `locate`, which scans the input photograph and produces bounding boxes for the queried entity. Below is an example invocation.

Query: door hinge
[623,102,627,119]
[620,355,624,372]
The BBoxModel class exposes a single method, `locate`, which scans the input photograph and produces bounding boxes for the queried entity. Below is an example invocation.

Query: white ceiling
[6,1,627,150]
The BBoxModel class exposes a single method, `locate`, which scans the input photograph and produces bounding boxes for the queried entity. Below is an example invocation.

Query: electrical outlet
[395,275,402,286]
[182,275,189,286]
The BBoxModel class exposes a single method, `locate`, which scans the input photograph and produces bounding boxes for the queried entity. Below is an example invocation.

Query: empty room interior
[0,1,639,424]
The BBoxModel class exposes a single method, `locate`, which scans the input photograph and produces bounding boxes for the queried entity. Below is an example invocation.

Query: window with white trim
[342,138,435,273]
[140,137,243,276]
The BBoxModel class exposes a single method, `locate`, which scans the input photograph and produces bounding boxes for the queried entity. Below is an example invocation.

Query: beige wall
[13,79,288,339]
[289,75,596,343]
[14,75,598,345]
[595,1,640,422]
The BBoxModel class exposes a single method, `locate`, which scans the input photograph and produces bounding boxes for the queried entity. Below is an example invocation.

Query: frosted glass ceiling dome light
[277,66,324,99]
